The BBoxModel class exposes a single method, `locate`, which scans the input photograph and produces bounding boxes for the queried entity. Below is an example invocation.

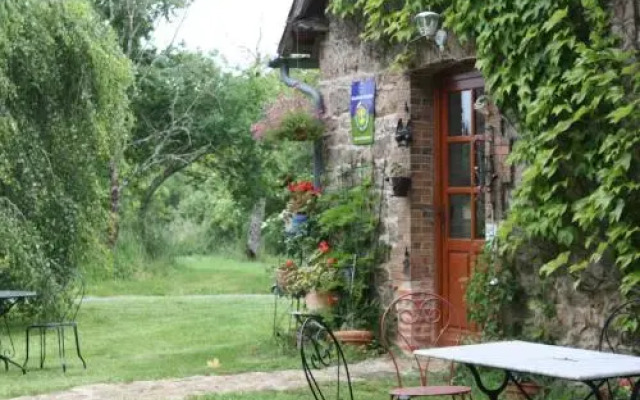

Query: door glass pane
[449,195,472,238]
[448,143,471,187]
[448,90,472,136]
[475,88,485,135]
[475,194,485,239]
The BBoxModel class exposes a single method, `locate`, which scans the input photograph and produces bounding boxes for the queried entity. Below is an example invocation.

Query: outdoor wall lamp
[415,11,448,51]
[395,118,413,147]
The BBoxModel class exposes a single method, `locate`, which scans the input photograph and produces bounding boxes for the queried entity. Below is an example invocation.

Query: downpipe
[278,62,325,188]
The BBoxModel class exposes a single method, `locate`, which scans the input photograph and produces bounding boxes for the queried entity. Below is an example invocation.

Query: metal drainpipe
[278,62,325,188]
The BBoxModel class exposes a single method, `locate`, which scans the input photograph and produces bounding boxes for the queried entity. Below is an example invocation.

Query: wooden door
[437,72,486,341]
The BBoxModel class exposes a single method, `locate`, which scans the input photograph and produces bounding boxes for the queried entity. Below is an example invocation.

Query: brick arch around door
[404,69,487,347]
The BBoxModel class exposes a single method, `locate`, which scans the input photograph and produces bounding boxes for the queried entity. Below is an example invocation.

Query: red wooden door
[437,72,486,341]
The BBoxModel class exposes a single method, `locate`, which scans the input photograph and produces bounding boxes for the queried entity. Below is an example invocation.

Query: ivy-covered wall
[315,0,640,347]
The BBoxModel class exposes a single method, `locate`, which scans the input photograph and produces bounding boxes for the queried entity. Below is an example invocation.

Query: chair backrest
[599,299,640,354]
[45,269,85,322]
[298,316,354,400]
[380,291,458,388]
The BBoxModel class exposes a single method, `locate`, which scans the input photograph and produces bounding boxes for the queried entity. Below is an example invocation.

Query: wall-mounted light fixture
[403,247,410,276]
[415,11,447,51]
[395,118,412,147]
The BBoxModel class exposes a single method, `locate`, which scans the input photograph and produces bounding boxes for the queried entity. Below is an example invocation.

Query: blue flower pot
[288,213,308,234]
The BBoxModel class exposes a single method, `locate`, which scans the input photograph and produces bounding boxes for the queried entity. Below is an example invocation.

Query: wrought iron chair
[380,291,472,400]
[23,271,87,372]
[298,315,354,400]
[584,299,640,399]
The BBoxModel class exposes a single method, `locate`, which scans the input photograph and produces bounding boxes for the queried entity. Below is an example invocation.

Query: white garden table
[415,340,640,400]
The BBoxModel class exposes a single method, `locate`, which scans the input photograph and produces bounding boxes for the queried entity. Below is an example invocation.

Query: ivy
[329,0,640,298]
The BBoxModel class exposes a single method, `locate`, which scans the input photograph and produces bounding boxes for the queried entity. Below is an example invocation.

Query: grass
[87,255,273,296]
[0,255,293,399]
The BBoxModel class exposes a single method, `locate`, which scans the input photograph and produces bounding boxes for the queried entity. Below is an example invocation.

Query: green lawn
[87,255,273,296]
[0,255,590,400]
[0,255,291,399]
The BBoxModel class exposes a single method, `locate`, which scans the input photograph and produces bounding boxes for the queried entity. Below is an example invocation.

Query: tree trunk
[137,151,209,243]
[108,160,120,248]
[246,198,266,258]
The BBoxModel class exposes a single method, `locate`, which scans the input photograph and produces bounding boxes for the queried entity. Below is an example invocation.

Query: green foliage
[330,0,640,299]
[281,175,385,330]
[0,0,132,314]
[465,242,517,339]
[92,0,193,56]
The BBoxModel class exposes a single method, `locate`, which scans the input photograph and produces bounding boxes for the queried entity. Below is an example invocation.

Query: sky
[153,0,293,68]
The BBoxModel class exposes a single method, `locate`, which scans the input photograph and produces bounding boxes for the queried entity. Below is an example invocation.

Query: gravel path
[10,358,400,400]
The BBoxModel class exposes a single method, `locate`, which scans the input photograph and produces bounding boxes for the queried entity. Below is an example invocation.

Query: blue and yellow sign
[350,78,375,145]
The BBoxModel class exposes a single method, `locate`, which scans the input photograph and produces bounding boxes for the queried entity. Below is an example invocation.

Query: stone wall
[318,16,413,302]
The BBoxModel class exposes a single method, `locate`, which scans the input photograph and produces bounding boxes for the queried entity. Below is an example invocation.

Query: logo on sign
[355,102,369,132]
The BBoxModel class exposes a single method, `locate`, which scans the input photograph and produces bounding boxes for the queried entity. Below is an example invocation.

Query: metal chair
[380,291,472,400]
[298,315,354,400]
[23,271,87,372]
[584,299,640,399]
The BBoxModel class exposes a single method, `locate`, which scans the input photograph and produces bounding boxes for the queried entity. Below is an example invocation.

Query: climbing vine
[329,1,640,296]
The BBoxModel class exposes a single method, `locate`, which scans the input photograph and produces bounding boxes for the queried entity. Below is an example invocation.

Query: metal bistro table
[0,291,36,374]
[415,340,640,400]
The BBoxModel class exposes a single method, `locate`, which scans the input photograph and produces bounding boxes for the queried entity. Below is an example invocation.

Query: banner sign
[350,78,375,145]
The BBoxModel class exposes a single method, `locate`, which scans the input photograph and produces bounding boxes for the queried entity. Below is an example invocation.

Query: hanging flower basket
[251,93,324,142]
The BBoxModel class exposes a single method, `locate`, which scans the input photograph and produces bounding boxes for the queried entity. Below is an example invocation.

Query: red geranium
[287,181,318,193]
[285,259,295,268]
[318,241,330,254]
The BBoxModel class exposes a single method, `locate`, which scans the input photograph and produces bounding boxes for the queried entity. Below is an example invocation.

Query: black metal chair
[584,299,640,399]
[23,271,87,372]
[298,316,354,400]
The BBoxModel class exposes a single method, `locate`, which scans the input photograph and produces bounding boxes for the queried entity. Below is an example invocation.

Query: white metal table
[415,340,640,400]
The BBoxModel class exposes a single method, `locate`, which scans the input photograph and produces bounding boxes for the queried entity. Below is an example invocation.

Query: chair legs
[24,324,86,372]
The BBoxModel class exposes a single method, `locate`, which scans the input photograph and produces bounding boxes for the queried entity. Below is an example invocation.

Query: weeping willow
[0,0,132,315]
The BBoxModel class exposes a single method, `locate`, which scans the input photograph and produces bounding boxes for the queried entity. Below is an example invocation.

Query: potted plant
[289,241,342,311]
[313,178,384,344]
[283,180,320,235]
[251,92,324,142]
[387,163,411,197]
[275,259,297,293]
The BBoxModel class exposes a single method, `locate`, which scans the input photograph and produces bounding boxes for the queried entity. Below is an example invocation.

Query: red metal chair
[380,291,472,400]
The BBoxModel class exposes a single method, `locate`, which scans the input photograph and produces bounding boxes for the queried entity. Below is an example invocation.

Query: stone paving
[10,358,400,400]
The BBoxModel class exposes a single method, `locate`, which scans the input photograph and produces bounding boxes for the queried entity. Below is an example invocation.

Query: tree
[126,51,276,236]
[0,0,132,311]
[91,0,193,247]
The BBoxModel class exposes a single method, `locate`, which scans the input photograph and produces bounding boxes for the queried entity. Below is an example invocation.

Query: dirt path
[10,358,400,400]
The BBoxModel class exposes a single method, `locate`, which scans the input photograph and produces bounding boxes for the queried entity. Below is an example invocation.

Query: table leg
[465,364,510,400]
[583,381,604,400]
[631,378,640,400]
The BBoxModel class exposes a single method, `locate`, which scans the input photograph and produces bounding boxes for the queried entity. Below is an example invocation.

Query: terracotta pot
[333,330,374,346]
[505,381,543,400]
[305,290,339,311]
